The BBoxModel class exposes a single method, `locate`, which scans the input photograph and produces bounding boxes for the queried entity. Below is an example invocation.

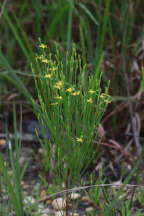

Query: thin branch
[39,183,144,202]
[124,64,141,156]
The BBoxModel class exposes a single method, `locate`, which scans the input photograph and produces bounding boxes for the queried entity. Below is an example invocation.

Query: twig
[124,64,141,156]
[102,88,142,124]
[39,183,144,202]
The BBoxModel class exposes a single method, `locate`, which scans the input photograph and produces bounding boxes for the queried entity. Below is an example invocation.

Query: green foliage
[0,104,25,216]
[31,43,110,188]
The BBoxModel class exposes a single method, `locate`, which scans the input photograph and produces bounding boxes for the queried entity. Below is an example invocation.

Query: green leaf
[78,2,99,26]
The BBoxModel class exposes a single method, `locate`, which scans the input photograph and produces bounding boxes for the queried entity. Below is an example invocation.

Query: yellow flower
[66,87,74,93]
[51,102,59,105]
[100,93,110,99]
[54,96,62,100]
[49,67,57,71]
[104,99,111,104]
[39,44,48,49]
[99,93,111,102]
[71,91,80,96]
[45,74,52,78]
[41,59,49,63]
[76,137,83,142]
[99,94,105,99]
[54,81,63,89]
[87,98,93,103]
[88,89,96,94]
[36,55,44,60]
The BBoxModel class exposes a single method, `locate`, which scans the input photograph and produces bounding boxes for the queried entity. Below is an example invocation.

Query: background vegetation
[0,0,144,215]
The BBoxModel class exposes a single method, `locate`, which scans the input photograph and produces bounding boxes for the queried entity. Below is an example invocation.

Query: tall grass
[31,43,111,190]
[0,104,25,216]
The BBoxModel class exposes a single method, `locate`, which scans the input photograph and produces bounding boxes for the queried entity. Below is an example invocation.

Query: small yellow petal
[66,87,74,93]
[39,44,48,49]
[54,96,62,100]
[87,98,93,103]
[71,91,80,96]
[54,81,63,89]
[76,137,83,142]
[41,59,49,63]
[99,94,111,103]
[51,102,59,105]
[49,67,57,71]
[54,86,60,89]
[45,74,52,78]
[57,81,63,86]
[100,93,110,98]
[36,55,44,60]
[88,90,96,94]
[104,99,111,104]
